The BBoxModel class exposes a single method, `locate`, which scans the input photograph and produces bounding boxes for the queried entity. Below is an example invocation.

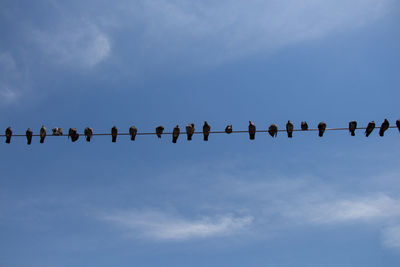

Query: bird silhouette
[248,121,256,140]
[268,124,278,137]
[111,126,118,142]
[156,126,164,138]
[397,119,400,133]
[84,127,93,142]
[5,127,12,144]
[26,128,33,145]
[286,121,293,138]
[301,121,308,131]
[186,124,195,140]
[203,121,211,141]
[365,121,375,137]
[40,125,47,143]
[379,119,389,137]
[52,128,63,136]
[172,125,180,143]
[225,125,233,134]
[68,128,79,142]
[349,121,357,136]
[318,122,326,137]
[129,126,137,141]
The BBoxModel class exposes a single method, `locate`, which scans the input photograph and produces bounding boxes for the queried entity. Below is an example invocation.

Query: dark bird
[225,125,233,134]
[248,121,256,140]
[397,119,400,133]
[172,125,180,143]
[286,121,293,138]
[156,126,164,138]
[26,128,33,145]
[40,125,47,143]
[268,124,278,137]
[349,121,357,136]
[129,126,137,141]
[52,127,63,136]
[84,127,93,142]
[186,123,195,140]
[203,121,211,141]
[301,121,308,131]
[68,128,79,142]
[5,127,12,144]
[379,119,389,137]
[318,122,326,137]
[111,126,118,142]
[365,121,375,137]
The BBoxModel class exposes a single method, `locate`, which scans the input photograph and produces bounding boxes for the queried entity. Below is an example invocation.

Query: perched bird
[129,126,137,141]
[111,126,118,142]
[40,125,47,143]
[52,128,63,136]
[84,127,93,142]
[349,121,357,136]
[301,121,308,131]
[68,128,79,142]
[156,126,164,138]
[397,119,400,133]
[286,121,293,138]
[225,125,233,134]
[186,123,195,140]
[26,128,33,145]
[268,124,278,137]
[172,125,180,143]
[203,121,211,141]
[318,122,327,137]
[365,121,375,137]
[5,127,12,144]
[248,121,256,140]
[379,119,389,137]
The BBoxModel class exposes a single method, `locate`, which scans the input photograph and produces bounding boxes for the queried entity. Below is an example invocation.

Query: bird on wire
[84,127,93,142]
[156,126,164,138]
[248,121,256,140]
[268,124,278,137]
[203,121,211,141]
[186,123,195,140]
[349,121,357,136]
[52,128,63,136]
[5,127,12,144]
[286,121,293,138]
[301,121,308,131]
[225,125,233,134]
[365,121,375,137]
[172,125,180,143]
[397,119,400,133]
[40,125,47,143]
[111,126,118,142]
[379,119,389,137]
[129,126,137,141]
[68,128,79,142]
[318,122,327,137]
[26,128,33,145]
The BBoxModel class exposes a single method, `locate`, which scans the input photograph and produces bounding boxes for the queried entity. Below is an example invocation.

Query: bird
[286,121,293,138]
[129,126,137,141]
[379,119,389,137]
[40,125,47,143]
[349,121,357,136]
[268,124,278,137]
[172,125,180,143]
[186,123,195,140]
[203,121,211,141]
[365,121,375,137]
[318,122,326,137]
[52,128,63,136]
[26,128,33,145]
[111,126,118,142]
[397,119,400,133]
[225,125,233,134]
[156,126,164,138]
[84,127,93,142]
[301,121,308,131]
[248,121,256,140]
[68,128,79,142]
[5,127,12,144]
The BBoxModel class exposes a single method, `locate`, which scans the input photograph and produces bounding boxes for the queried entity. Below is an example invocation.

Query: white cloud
[0,52,23,104]
[382,225,400,249]
[101,210,253,241]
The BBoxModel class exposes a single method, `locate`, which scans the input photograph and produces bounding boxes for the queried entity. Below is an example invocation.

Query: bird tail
[27,138,32,145]
[351,132,355,136]
[40,137,45,143]
[86,136,91,142]
[250,134,255,140]
[379,129,384,137]
[6,137,10,144]
[187,134,192,141]
[319,132,323,137]
[204,135,208,141]
[288,132,292,138]
[172,137,177,143]
[131,136,135,141]
[112,136,117,142]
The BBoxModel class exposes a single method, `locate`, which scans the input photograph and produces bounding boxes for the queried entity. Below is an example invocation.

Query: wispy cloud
[382,225,400,249]
[0,52,23,104]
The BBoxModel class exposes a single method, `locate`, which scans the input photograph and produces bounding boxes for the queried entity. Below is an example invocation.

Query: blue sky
[0,0,400,266]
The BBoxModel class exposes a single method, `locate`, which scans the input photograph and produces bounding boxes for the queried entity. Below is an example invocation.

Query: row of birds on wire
[1,119,399,144]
